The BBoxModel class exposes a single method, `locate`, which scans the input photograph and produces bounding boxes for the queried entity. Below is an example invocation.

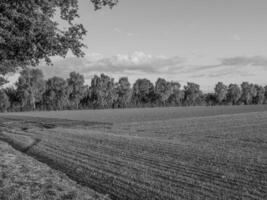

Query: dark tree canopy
[0,89,10,112]
[1,70,267,112]
[43,76,70,110]
[241,82,257,105]
[117,77,131,108]
[132,79,155,105]
[155,78,172,106]
[253,85,265,104]
[227,84,242,105]
[184,82,202,106]
[214,82,227,104]
[67,71,86,108]
[90,74,118,108]
[16,68,45,110]
[168,82,184,106]
[0,0,118,82]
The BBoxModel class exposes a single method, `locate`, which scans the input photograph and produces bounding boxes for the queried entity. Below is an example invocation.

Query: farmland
[0,106,267,199]
[0,141,109,200]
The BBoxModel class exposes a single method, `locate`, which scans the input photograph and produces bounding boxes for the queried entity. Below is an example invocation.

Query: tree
[227,84,241,105]
[168,82,184,106]
[16,68,45,110]
[240,82,257,105]
[132,79,155,106]
[253,85,265,104]
[205,93,217,106]
[0,0,118,84]
[91,74,118,108]
[184,82,202,106]
[43,76,70,110]
[265,86,267,104]
[4,87,20,111]
[155,78,172,106]
[116,77,132,108]
[214,82,227,104]
[79,87,92,109]
[67,71,86,109]
[0,77,8,86]
[0,89,10,112]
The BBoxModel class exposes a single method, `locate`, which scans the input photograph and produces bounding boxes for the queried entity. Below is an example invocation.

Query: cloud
[127,32,134,37]
[37,53,267,91]
[113,27,135,37]
[39,52,185,80]
[113,27,122,33]
[182,56,267,77]
[84,51,184,74]
[233,34,241,41]
[220,56,267,67]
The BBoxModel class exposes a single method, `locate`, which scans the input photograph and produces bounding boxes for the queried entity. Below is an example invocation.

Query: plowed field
[0,106,266,199]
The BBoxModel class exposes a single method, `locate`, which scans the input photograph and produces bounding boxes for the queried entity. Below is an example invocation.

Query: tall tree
[0,89,10,112]
[4,87,20,111]
[43,76,70,110]
[16,68,45,110]
[0,0,117,85]
[91,74,118,108]
[79,87,92,109]
[214,82,227,104]
[132,79,155,106]
[168,82,184,106]
[205,93,217,106]
[265,86,267,104]
[67,71,86,109]
[0,77,8,86]
[116,77,131,108]
[155,78,172,106]
[240,82,257,105]
[253,85,265,104]
[227,84,242,105]
[184,82,202,106]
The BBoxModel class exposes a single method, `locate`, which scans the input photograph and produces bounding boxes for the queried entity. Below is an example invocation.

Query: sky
[11,0,267,91]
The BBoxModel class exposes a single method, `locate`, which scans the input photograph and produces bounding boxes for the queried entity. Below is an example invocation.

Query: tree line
[0,68,267,112]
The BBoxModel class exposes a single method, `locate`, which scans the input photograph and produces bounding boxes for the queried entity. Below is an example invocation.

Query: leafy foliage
[16,68,45,110]
[1,70,267,112]
[43,76,70,110]
[184,82,202,106]
[241,82,257,105]
[67,71,86,109]
[132,79,155,106]
[90,74,118,108]
[214,82,227,104]
[116,77,131,108]
[155,78,172,106]
[253,85,265,104]
[168,82,184,106]
[227,84,242,105]
[0,89,10,112]
[0,0,118,84]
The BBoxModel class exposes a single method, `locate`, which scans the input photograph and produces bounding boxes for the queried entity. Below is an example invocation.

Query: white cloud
[4,51,267,92]
[113,27,122,33]
[127,32,134,37]
[113,28,135,37]
[33,52,267,91]
[233,34,241,41]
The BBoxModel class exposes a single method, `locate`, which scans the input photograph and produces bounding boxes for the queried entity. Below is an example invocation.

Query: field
[0,141,109,200]
[0,105,267,199]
